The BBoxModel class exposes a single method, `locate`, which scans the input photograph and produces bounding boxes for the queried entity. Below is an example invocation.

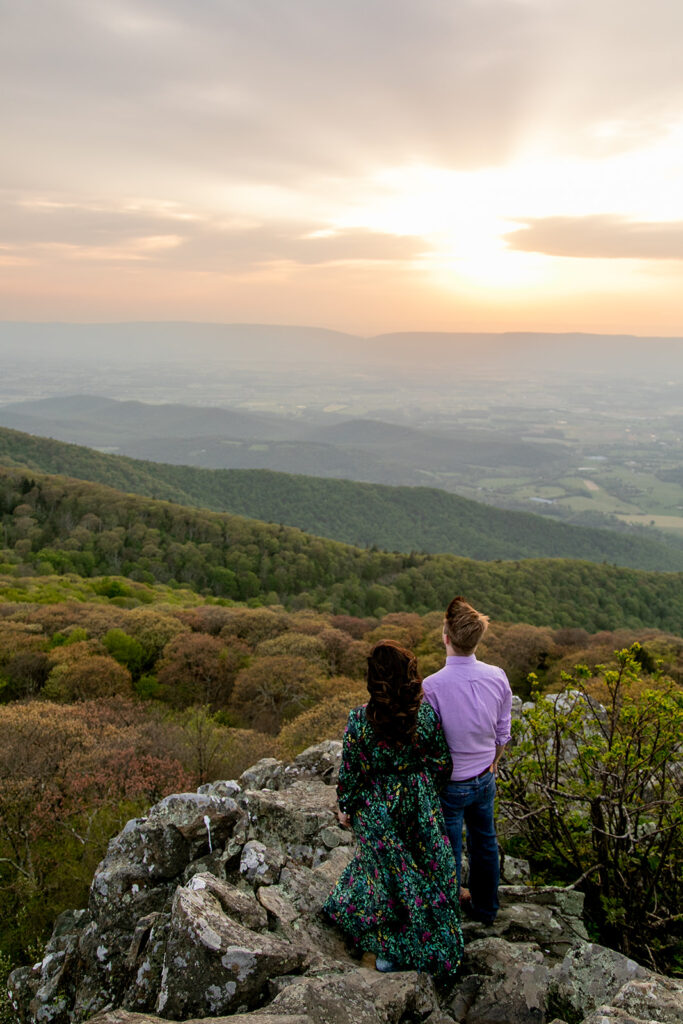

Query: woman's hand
[336,808,351,828]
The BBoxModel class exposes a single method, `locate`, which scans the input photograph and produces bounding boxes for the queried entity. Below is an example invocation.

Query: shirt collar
[446,654,477,664]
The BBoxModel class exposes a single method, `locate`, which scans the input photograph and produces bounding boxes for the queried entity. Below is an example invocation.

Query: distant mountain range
[1,424,682,571]
[2,321,682,377]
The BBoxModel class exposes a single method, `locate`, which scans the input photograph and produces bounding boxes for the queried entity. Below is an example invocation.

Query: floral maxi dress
[323,701,463,975]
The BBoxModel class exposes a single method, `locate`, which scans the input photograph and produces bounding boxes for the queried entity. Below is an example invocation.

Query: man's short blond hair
[444,595,489,654]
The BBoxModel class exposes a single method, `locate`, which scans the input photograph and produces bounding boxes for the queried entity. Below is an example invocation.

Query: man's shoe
[460,900,496,926]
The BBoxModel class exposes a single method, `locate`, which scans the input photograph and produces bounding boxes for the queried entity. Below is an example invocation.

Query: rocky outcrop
[8,742,683,1024]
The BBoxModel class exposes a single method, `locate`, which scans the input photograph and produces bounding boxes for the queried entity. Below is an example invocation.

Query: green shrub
[498,645,683,973]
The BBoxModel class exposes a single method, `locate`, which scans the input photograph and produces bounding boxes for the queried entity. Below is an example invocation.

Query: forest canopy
[1,466,683,633]
[1,425,681,571]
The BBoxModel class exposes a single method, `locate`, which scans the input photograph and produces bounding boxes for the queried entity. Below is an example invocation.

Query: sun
[331,163,551,291]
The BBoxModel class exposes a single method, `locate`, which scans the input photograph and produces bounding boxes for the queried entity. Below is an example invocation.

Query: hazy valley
[1,323,682,540]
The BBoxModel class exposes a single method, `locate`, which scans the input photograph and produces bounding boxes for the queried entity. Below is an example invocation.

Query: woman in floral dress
[323,640,463,975]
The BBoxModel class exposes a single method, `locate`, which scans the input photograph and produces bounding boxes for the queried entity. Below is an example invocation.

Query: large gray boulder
[460,886,588,958]
[450,938,553,1024]
[155,882,307,1019]
[264,967,438,1024]
[549,943,651,1020]
[610,975,683,1024]
[239,780,338,866]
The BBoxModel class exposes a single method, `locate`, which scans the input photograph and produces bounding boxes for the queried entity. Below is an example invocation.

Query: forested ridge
[1,464,682,632]
[1,425,681,571]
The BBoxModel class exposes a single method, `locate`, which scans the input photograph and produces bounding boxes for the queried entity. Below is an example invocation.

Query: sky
[2,0,683,336]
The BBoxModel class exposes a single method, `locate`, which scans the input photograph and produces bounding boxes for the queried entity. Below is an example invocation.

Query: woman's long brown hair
[365,639,423,746]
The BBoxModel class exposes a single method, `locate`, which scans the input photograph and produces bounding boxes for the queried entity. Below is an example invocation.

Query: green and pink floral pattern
[323,702,463,975]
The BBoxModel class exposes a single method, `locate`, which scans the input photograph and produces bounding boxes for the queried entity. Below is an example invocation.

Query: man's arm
[490,743,507,774]
[491,671,513,773]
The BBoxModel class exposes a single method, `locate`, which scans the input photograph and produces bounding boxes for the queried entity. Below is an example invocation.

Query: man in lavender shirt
[423,595,512,925]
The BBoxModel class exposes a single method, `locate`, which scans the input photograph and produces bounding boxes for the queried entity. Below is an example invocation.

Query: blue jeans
[441,770,499,923]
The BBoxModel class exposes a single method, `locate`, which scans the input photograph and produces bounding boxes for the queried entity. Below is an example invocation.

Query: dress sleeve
[417,702,453,791]
[336,708,369,817]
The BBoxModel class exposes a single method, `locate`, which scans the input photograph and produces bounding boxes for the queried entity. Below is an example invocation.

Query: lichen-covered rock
[265,967,437,1024]
[451,937,553,1024]
[462,902,572,961]
[549,943,651,1020]
[318,825,352,850]
[277,861,336,917]
[256,884,300,926]
[460,886,588,958]
[610,974,683,1024]
[146,792,242,845]
[284,741,343,786]
[240,780,337,865]
[240,840,286,886]
[580,1011,661,1024]
[500,854,531,884]
[239,757,284,791]
[309,845,354,888]
[186,872,268,931]
[197,778,242,799]
[155,883,307,1019]
[360,967,438,1021]
[89,817,189,930]
[256,861,350,965]
[423,1012,458,1024]
[119,912,169,1014]
[8,908,89,1024]
[236,743,342,795]
[7,965,33,1024]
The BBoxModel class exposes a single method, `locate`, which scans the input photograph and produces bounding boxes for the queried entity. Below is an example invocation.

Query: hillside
[1,425,682,571]
[1,463,682,631]
[0,394,318,446]
[0,394,567,484]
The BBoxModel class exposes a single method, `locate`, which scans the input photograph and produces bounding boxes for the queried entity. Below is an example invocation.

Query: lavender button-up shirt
[422,654,513,781]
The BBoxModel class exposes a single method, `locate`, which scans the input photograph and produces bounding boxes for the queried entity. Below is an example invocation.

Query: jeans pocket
[443,780,476,809]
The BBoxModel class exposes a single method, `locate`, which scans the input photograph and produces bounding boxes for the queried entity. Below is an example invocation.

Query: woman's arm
[336,707,368,820]
[418,702,453,791]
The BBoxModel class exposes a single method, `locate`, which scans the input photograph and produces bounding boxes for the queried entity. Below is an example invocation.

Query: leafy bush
[498,645,683,973]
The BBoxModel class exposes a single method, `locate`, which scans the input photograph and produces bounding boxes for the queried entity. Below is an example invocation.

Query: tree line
[2,466,683,632]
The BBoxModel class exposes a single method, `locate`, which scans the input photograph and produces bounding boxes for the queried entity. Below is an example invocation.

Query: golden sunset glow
[2,1,683,334]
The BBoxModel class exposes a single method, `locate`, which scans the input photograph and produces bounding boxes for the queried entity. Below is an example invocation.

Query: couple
[323,596,513,976]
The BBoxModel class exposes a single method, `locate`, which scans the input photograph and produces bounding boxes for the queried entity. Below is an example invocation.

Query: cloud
[505,215,683,260]
[4,0,683,331]
[0,192,425,269]
[4,0,683,200]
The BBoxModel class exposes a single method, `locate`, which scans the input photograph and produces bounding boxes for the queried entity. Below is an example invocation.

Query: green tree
[172,705,229,785]
[102,628,147,678]
[498,645,683,972]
